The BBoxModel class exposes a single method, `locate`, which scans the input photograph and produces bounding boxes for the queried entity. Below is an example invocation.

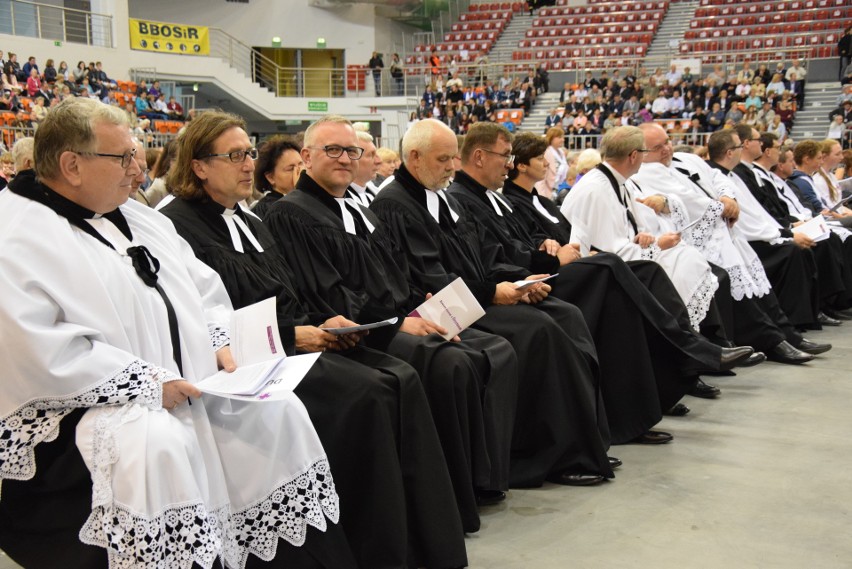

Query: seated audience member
[25,68,41,97]
[251,135,303,218]
[166,95,184,120]
[160,110,470,568]
[0,96,352,569]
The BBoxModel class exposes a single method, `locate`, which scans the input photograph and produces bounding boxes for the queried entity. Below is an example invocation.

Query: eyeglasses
[309,145,364,160]
[635,148,651,154]
[646,139,672,153]
[203,148,259,163]
[75,147,136,169]
[728,144,744,151]
[480,147,516,165]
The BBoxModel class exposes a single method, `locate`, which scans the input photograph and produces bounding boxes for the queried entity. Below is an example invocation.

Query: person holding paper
[160,111,469,568]
[731,126,851,329]
[500,132,766,415]
[372,120,678,480]
[262,116,522,539]
[561,126,720,332]
[634,124,827,364]
[0,98,352,569]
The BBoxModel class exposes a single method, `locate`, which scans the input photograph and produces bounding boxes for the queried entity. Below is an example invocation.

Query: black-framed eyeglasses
[728,144,744,151]
[480,147,515,165]
[203,148,259,163]
[646,139,672,153]
[309,145,364,160]
[75,148,136,169]
[635,148,651,154]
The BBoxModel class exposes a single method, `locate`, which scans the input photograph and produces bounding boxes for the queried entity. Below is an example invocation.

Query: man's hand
[657,232,681,250]
[522,282,551,304]
[295,325,338,353]
[320,315,366,350]
[493,282,526,305]
[216,345,236,372]
[162,380,201,411]
[539,239,561,256]
[556,243,582,266]
[637,194,669,214]
[634,232,655,248]
[720,196,739,223]
[792,232,815,249]
[401,317,459,342]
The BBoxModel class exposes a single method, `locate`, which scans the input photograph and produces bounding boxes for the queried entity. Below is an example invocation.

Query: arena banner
[129,18,210,55]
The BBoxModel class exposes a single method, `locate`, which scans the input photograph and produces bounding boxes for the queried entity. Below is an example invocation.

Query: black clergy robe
[445,172,724,436]
[161,196,467,568]
[711,161,819,328]
[251,190,283,220]
[735,162,852,313]
[262,172,520,542]
[367,167,616,483]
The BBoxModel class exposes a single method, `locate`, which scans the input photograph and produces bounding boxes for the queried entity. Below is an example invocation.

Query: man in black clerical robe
[264,116,613,491]
[261,117,529,539]
[732,126,851,326]
[374,121,747,447]
[158,111,469,569]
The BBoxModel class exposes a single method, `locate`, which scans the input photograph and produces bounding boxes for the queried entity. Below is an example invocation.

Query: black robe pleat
[161,197,448,568]
[262,172,518,550]
[251,191,284,220]
[370,169,623,473]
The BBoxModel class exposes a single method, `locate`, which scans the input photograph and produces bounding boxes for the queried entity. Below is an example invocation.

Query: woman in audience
[251,135,303,218]
[72,60,86,84]
[25,68,40,97]
[536,126,568,199]
[57,60,69,81]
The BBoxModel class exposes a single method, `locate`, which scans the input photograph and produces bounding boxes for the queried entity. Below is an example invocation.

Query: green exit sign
[54,41,62,47]
[308,101,328,112]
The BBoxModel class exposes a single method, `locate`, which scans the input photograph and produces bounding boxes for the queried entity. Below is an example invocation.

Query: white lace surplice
[633,159,772,301]
[0,194,338,569]
[561,165,717,329]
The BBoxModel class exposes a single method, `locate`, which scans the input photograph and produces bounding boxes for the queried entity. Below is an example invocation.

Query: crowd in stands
[0,48,189,151]
[407,57,835,150]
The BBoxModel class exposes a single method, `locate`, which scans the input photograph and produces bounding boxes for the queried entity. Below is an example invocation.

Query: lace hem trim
[640,243,661,261]
[225,457,339,568]
[686,271,719,331]
[0,359,168,482]
[209,324,230,351]
[79,457,339,569]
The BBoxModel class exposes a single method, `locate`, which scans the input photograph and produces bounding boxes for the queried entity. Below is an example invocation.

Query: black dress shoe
[608,456,623,469]
[818,312,842,326]
[823,308,852,321]
[739,352,766,367]
[767,340,814,364]
[546,472,606,486]
[797,338,832,355]
[665,402,691,416]
[719,346,755,370]
[475,489,506,506]
[690,378,721,399]
[629,430,673,444]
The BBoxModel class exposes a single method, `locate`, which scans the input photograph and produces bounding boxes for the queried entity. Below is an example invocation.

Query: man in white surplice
[631,123,772,302]
[561,125,718,330]
[626,123,828,363]
[0,98,341,568]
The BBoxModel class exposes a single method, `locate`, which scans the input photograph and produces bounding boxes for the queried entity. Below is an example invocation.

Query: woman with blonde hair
[573,147,602,185]
[534,126,568,199]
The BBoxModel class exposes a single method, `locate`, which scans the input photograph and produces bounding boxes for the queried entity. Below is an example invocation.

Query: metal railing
[0,0,112,47]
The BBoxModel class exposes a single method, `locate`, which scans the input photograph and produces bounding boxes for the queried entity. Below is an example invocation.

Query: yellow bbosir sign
[129,18,209,56]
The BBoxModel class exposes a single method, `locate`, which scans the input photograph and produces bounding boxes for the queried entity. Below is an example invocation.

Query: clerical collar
[707,160,730,175]
[295,169,345,215]
[600,161,628,187]
[9,170,132,241]
[453,169,491,201]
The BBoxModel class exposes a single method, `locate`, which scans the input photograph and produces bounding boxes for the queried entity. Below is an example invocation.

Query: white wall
[126,0,390,66]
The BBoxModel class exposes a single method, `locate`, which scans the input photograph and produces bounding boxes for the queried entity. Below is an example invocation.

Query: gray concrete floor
[2,326,850,569]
